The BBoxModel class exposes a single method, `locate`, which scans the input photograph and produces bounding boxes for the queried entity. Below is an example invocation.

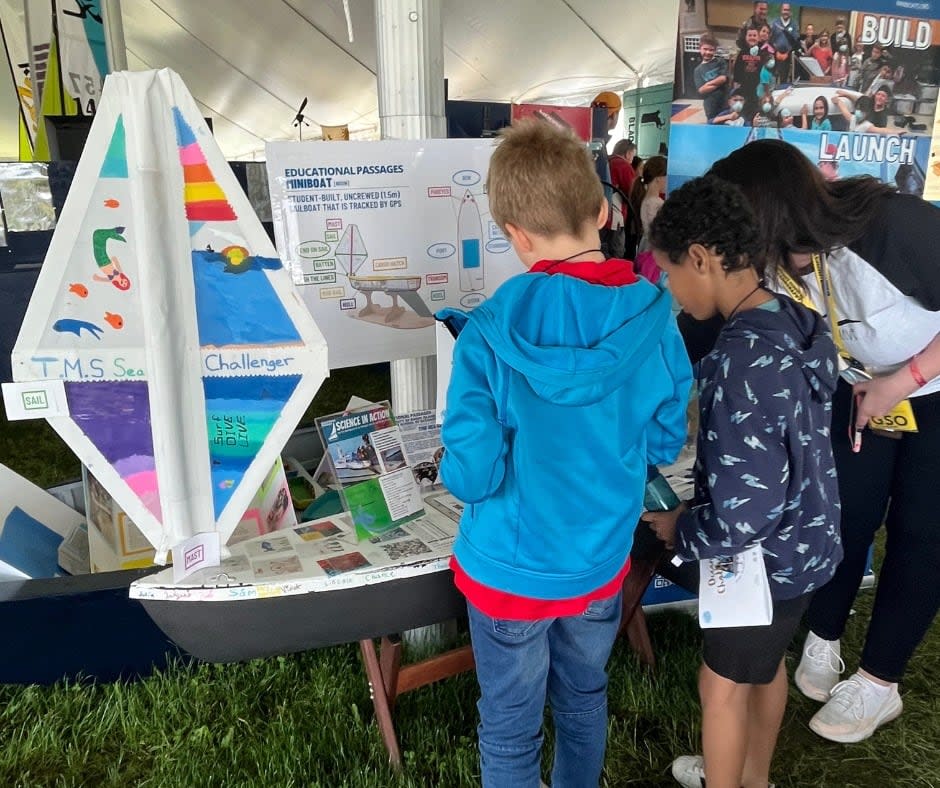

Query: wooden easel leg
[359,638,403,769]
[379,635,403,711]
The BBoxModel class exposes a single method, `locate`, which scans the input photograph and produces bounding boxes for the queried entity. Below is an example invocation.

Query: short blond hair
[487,118,604,238]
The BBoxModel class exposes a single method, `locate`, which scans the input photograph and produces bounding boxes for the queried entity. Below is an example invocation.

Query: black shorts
[703,593,812,684]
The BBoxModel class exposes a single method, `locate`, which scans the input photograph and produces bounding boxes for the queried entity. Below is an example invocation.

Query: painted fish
[68,283,89,298]
[52,319,103,340]
[104,198,120,208]
[103,312,124,329]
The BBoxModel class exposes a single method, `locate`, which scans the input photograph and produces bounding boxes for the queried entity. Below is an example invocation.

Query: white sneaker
[809,673,903,743]
[795,631,844,702]
[671,754,777,787]
[671,755,705,787]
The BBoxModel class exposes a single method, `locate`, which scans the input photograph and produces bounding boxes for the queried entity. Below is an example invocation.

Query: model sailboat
[9,68,329,563]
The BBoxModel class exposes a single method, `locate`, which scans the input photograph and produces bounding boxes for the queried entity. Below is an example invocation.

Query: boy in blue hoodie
[642,176,843,788]
[440,119,692,788]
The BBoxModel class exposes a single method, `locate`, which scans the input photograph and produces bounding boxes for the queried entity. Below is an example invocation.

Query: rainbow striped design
[174,108,237,222]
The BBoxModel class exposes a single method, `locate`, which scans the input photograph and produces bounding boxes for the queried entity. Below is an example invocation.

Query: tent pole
[374,0,451,651]
[374,0,445,416]
[102,0,127,72]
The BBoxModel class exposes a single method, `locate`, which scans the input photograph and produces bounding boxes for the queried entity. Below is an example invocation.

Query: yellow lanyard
[776,254,852,363]
[777,254,917,432]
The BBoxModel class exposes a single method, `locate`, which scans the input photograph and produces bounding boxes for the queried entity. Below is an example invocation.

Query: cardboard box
[84,458,297,572]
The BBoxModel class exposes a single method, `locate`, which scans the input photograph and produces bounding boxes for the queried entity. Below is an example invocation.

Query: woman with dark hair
[801,95,832,130]
[708,138,940,744]
[631,155,667,252]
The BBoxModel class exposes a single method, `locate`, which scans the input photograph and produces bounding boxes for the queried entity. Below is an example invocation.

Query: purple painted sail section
[64,381,162,520]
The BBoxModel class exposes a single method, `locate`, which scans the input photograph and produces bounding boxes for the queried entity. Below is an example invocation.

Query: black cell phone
[441,316,463,340]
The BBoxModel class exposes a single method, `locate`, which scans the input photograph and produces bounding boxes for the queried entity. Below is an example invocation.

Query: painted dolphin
[52,319,104,340]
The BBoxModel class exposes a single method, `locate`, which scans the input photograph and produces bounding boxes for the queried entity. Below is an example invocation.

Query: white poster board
[266,139,523,368]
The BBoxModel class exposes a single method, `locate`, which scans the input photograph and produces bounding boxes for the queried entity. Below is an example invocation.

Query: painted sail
[10,69,329,558]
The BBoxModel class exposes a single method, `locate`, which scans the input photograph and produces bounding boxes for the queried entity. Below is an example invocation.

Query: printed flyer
[266,139,524,368]
[672,1,939,200]
[315,401,424,539]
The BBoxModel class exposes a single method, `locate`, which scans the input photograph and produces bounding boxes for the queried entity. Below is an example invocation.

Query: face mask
[840,44,848,52]
[765,61,774,71]
[854,109,865,121]
[762,102,773,113]
[750,46,760,56]
[731,101,744,112]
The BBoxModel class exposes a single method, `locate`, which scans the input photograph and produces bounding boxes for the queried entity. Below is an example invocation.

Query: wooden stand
[359,635,476,768]
[359,542,666,766]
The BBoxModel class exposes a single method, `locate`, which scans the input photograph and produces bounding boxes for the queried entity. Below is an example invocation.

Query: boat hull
[139,568,465,662]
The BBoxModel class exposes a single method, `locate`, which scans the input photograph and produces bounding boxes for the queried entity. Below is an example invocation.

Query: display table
[131,455,698,765]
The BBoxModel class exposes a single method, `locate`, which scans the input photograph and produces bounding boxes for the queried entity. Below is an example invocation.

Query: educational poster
[315,401,424,540]
[672,1,939,199]
[266,139,522,368]
[5,69,329,558]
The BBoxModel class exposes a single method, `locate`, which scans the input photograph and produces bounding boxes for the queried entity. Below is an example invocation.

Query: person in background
[440,118,691,788]
[711,90,749,126]
[737,1,769,50]
[848,41,866,89]
[831,17,852,58]
[801,23,817,52]
[644,175,841,788]
[757,50,778,98]
[591,90,626,259]
[802,95,832,130]
[860,44,890,93]
[810,30,833,75]
[869,84,893,128]
[610,139,638,257]
[710,138,940,745]
[831,47,849,86]
[770,3,798,59]
[632,155,645,179]
[631,155,667,253]
[694,33,729,122]
[733,27,763,117]
[833,92,898,135]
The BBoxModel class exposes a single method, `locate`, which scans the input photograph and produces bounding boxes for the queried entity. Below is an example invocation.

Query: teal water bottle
[644,465,681,511]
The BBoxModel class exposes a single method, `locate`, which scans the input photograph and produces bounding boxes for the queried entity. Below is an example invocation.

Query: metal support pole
[375,0,445,415]
[102,0,127,72]
[374,0,453,649]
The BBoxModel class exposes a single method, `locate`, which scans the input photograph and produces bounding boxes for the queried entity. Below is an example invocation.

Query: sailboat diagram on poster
[337,224,435,329]
[5,69,329,564]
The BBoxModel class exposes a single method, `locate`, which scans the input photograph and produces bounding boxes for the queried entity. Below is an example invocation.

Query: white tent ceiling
[0,0,680,160]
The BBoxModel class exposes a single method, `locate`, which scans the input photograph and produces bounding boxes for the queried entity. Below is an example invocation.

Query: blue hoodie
[675,295,844,599]
[440,269,692,600]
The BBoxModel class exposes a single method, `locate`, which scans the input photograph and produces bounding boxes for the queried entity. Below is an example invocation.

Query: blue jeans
[467,591,623,788]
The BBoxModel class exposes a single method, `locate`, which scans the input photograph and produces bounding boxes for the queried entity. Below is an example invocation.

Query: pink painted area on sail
[179,142,204,166]
[125,470,163,519]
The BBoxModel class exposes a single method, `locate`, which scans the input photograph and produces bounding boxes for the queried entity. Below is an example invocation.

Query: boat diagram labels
[266,140,520,368]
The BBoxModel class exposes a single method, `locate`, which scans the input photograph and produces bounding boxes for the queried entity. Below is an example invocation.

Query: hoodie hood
[466,271,672,405]
[721,294,839,400]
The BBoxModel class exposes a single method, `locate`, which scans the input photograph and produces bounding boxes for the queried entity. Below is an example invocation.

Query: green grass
[1,363,938,786]
[0,589,937,787]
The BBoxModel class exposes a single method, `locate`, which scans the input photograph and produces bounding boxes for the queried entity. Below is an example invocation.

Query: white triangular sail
[11,69,329,558]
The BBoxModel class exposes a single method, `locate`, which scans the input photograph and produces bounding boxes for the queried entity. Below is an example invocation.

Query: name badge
[869,399,918,433]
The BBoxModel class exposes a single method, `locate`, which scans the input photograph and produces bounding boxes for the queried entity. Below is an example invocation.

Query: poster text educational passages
[266,139,524,368]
